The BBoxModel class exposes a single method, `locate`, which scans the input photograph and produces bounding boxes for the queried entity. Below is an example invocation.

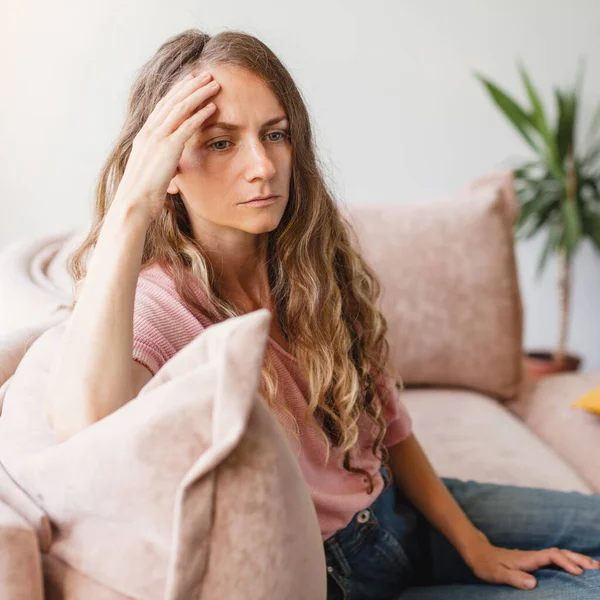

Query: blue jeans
[324,466,600,599]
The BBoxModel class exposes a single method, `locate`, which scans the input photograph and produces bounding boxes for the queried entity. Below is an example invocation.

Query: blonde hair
[68,29,403,493]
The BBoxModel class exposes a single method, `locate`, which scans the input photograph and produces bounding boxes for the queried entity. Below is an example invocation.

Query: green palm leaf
[477,61,600,277]
[517,63,562,178]
[474,73,539,152]
[555,89,576,163]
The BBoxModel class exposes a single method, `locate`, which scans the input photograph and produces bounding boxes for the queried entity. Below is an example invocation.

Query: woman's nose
[245,140,276,180]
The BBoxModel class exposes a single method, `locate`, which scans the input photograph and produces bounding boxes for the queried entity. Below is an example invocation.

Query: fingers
[152,72,214,127]
[504,548,550,572]
[511,547,598,576]
[476,546,600,592]
[544,547,589,575]
[168,71,211,104]
[145,72,204,127]
[500,567,537,591]
[516,547,582,576]
[146,72,217,135]
[159,78,220,138]
[173,102,218,142]
[472,560,536,591]
[562,549,600,571]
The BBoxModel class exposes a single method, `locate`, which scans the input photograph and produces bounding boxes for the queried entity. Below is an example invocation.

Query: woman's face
[170,64,293,238]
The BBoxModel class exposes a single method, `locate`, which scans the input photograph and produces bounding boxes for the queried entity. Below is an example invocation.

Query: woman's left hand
[463,533,600,591]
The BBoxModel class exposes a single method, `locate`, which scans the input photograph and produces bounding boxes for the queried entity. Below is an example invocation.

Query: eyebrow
[200,115,289,132]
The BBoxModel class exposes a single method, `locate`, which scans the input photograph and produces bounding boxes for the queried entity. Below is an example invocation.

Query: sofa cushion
[0,309,326,600]
[344,171,523,402]
[506,372,600,494]
[401,387,592,493]
[571,384,600,416]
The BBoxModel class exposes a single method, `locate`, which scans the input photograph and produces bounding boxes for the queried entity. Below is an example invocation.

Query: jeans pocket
[343,510,416,599]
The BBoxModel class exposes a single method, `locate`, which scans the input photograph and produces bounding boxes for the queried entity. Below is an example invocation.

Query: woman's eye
[207,131,289,152]
[208,140,232,151]
[266,131,287,142]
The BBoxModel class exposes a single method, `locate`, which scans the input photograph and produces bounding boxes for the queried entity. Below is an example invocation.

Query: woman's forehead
[197,66,286,130]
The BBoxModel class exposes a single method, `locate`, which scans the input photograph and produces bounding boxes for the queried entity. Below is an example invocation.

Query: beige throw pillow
[0,309,326,600]
[342,171,523,401]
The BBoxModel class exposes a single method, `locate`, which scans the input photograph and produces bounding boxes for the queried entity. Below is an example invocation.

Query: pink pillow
[0,309,326,599]
[343,171,523,401]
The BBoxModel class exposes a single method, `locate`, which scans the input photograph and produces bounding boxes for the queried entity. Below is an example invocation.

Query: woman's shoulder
[135,261,213,316]
[136,261,179,298]
[135,262,185,318]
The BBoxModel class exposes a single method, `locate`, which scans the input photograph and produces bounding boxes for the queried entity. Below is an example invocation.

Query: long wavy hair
[67,28,404,494]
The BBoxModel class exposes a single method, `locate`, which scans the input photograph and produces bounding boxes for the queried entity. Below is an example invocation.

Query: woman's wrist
[110,193,154,229]
[457,528,491,566]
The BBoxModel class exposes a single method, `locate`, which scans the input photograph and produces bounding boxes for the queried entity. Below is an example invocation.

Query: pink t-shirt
[132,262,413,541]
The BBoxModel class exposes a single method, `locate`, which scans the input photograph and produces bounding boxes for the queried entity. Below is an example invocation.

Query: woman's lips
[241,195,279,207]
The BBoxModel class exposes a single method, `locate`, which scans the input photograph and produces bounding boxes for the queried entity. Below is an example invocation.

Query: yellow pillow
[572,387,600,416]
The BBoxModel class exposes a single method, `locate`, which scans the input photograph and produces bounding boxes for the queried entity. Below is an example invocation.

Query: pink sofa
[1,171,599,598]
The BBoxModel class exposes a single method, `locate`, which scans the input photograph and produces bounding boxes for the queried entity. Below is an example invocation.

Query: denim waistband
[323,464,420,597]
[324,465,391,550]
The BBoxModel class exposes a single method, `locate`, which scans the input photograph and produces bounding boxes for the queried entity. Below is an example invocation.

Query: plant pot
[524,350,582,383]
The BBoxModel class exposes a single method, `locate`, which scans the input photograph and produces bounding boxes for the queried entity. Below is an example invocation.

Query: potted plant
[475,62,600,381]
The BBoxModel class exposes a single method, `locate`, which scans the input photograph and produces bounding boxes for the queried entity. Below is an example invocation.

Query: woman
[45,29,600,599]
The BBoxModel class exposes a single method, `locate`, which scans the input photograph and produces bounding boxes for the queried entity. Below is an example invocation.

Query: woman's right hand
[114,70,221,222]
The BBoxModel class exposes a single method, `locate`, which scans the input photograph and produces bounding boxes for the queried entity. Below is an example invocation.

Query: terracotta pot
[524,350,582,383]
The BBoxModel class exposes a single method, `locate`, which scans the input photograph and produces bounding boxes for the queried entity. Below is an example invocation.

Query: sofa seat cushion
[401,387,592,493]
[505,372,600,494]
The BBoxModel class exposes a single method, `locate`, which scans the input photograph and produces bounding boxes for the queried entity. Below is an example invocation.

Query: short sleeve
[132,266,205,376]
[375,372,413,447]
[132,330,170,376]
[132,294,179,376]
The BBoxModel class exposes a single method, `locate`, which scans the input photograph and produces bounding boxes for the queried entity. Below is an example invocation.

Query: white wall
[2,0,600,368]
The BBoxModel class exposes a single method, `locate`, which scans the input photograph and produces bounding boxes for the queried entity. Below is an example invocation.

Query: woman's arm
[387,432,486,558]
[45,69,222,442]
[386,432,600,590]
[44,198,151,441]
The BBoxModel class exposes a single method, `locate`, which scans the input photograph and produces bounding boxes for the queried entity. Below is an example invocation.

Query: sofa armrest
[505,372,600,493]
[0,499,44,599]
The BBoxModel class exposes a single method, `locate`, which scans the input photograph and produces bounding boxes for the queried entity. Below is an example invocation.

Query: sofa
[1,170,600,598]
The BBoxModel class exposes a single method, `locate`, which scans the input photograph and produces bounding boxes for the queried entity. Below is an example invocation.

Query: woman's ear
[167,178,179,195]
